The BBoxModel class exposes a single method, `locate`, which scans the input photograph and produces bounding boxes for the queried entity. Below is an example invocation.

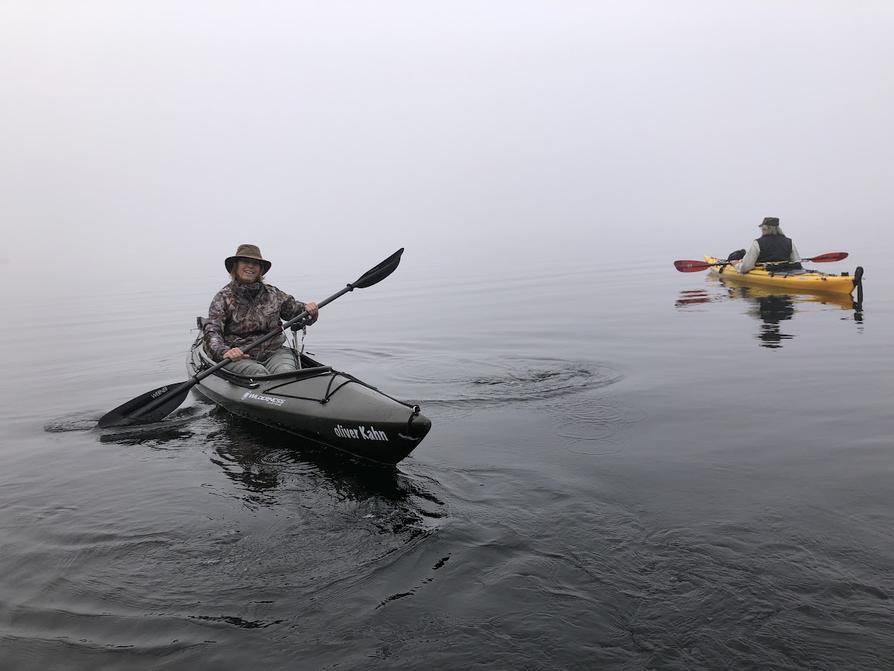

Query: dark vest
[756,234,801,270]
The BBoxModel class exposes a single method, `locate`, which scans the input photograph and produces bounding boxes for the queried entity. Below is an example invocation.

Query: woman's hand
[223,347,248,361]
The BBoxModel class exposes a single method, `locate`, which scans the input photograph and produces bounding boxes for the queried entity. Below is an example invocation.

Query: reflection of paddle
[98,249,405,429]
[674,252,848,273]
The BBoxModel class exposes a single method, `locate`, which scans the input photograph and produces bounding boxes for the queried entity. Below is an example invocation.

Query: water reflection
[676,278,863,349]
[674,289,715,307]
[92,405,206,446]
[95,404,445,527]
[209,411,440,505]
[92,405,445,619]
[749,292,796,349]
[205,411,447,552]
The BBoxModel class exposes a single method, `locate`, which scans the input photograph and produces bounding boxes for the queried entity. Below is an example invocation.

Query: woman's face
[235,258,262,283]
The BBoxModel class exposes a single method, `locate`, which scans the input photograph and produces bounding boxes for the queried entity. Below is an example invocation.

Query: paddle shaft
[674,252,848,273]
[127,284,354,420]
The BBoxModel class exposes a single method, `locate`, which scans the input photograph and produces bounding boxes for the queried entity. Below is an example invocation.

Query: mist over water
[2,1,892,289]
[2,2,893,669]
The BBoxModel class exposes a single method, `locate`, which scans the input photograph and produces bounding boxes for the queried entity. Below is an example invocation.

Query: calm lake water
[2,250,892,670]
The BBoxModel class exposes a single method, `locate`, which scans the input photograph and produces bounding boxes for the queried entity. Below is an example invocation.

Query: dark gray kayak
[187,336,431,465]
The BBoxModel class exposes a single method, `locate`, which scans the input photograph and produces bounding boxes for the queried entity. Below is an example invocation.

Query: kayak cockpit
[192,343,333,387]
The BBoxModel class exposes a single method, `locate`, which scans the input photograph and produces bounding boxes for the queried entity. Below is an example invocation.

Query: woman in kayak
[203,244,319,376]
[728,217,802,273]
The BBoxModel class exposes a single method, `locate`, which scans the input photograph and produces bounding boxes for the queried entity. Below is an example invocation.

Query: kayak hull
[187,340,431,465]
[705,256,860,296]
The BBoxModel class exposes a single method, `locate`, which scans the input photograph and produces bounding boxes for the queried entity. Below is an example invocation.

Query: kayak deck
[705,256,860,296]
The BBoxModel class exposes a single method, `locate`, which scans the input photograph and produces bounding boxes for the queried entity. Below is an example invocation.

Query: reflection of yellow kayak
[708,275,857,309]
[704,256,860,296]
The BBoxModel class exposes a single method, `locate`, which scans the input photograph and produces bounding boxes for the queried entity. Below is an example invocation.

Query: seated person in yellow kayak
[203,244,319,376]
[727,217,802,273]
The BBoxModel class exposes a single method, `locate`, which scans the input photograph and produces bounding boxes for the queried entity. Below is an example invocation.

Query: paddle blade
[805,252,848,263]
[673,259,714,273]
[351,248,404,289]
[97,382,191,428]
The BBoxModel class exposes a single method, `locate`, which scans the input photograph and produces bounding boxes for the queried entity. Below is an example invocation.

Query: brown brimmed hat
[225,244,271,274]
[759,217,780,228]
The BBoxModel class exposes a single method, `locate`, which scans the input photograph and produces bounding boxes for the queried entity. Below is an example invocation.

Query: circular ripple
[389,355,623,408]
[542,395,646,456]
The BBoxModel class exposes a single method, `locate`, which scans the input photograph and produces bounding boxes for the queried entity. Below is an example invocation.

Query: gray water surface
[2,254,892,670]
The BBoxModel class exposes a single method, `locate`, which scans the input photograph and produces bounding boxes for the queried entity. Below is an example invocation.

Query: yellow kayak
[704,256,862,296]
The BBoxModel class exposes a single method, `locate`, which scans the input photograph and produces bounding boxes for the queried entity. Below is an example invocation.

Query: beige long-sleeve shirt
[735,239,801,273]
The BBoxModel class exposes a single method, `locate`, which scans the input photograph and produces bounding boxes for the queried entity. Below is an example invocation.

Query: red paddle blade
[805,252,848,263]
[674,260,713,272]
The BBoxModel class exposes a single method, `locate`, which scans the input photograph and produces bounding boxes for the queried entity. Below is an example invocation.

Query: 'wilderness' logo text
[241,392,285,407]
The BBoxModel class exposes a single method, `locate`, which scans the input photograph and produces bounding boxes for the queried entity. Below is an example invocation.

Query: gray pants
[223,347,299,376]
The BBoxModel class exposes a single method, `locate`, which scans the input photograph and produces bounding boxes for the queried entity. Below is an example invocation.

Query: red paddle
[674,252,848,273]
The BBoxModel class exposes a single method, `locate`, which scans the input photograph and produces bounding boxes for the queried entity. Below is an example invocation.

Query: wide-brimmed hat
[759,217,780,228]
[225,244,271,274]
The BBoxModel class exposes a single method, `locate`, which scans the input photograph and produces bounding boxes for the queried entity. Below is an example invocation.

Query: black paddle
[98,248,405,429]
[673,252,848,273]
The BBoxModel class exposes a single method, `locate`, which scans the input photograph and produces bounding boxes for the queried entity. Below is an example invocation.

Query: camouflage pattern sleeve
[203,289,230,361]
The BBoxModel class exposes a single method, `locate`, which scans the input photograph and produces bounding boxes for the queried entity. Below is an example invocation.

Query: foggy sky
[1,1,892,292]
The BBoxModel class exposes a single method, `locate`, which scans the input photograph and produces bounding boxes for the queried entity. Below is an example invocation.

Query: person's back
[731,217,802,273]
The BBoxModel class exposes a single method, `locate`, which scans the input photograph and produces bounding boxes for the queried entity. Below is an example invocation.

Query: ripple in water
[385,353,633,452]
[545,396,646,456]
[393,355,622,407]
[43,413,101,433]
[43,405,208,435]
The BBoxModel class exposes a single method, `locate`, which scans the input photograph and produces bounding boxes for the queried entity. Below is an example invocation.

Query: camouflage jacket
[203,281,316,362]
